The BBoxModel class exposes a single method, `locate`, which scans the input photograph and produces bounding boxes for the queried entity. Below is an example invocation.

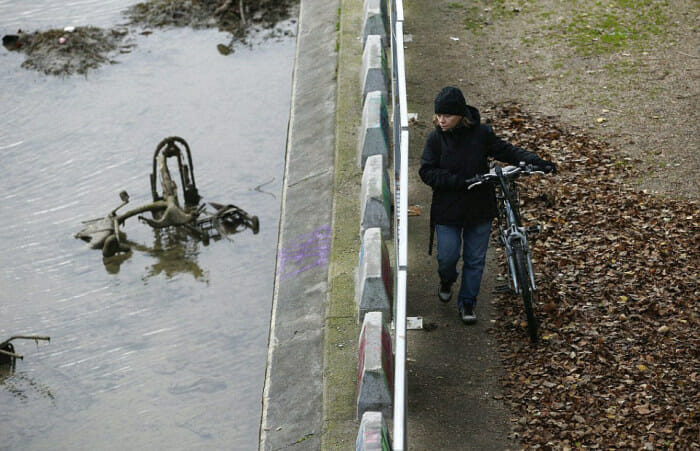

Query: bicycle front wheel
[512,240,537,342]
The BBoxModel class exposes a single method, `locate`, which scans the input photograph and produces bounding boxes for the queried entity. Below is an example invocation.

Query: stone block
[357,312,394,418]
[356,411,392,450]
[358,90,390,169]
[360,154,391,240]
[361,35,388,102]
[357,227,393,323]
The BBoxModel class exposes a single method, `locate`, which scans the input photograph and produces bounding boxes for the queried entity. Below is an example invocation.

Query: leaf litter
[485,103,699,449]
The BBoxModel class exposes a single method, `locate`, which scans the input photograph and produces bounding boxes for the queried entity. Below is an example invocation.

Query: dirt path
[405,0,698,199]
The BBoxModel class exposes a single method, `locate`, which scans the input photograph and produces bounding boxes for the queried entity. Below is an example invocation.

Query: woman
[419,86,555,324]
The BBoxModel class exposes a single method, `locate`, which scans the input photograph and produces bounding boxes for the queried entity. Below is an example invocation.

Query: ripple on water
[0,2,296,447]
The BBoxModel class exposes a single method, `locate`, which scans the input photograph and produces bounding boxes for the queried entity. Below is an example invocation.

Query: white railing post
[390,0,408,449]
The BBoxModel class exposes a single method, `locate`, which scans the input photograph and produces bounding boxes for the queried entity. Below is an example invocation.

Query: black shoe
[438,281,452,302]
[459,304,477,324]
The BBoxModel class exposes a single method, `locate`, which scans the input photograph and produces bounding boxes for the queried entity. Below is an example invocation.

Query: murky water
[0,2,295,449]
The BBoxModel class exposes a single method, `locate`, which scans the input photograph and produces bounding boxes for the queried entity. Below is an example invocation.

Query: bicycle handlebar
[465,163,547,190]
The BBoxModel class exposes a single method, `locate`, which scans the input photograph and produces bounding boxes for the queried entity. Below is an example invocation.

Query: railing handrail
[390,0,408,449]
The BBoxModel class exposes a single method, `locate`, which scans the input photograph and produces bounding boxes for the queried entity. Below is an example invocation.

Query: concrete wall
[260,0,396,449]
[259,1,339,449]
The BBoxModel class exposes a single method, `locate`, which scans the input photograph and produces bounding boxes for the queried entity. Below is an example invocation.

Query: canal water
[0,1,296,449]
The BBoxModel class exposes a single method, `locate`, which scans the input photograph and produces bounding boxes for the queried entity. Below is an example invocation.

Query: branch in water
[0,335,50,349]
[215,0,246,24]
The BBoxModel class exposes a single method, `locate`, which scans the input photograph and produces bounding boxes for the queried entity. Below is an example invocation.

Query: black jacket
[419,106,545,252]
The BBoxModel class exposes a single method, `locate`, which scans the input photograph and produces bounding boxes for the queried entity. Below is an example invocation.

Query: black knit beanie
[434,86,468,116]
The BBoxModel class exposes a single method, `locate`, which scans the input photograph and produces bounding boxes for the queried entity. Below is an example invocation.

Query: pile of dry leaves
[485,104,698,449]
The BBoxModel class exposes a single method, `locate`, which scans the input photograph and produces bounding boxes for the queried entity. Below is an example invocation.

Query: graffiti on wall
[279,224,331,280]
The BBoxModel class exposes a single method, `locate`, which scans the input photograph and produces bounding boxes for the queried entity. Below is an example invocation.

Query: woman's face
[436,114,461,131]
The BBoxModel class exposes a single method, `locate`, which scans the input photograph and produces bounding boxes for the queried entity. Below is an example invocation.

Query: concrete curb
[361,35,389,103]
[361,0,388,46]
[358,90,390,169]
[356,227,394,323]
[356,411,392,450]
[355,0,396,447]
[259,0,339,449]
[360,154,392,240]
[356,312,394,418]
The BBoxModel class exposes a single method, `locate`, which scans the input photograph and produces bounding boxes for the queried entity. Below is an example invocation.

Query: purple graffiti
[279,224,331,280]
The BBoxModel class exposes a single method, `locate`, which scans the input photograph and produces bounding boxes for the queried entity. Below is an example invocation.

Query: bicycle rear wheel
[512,240,537,342]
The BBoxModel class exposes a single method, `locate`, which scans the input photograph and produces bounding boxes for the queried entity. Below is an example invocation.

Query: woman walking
[419,86,555,324]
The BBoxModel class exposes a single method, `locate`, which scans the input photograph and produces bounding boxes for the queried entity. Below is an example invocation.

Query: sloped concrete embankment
[260,0,398,449]
[259,0,338,449]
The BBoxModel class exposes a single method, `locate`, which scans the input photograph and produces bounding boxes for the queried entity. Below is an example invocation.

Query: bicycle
[465,163,551,342]
[75,137,259,258]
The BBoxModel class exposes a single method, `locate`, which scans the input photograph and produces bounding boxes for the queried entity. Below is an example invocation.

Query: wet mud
[125,0,296,36]
[3,27,129,76]
[2,0,296,75]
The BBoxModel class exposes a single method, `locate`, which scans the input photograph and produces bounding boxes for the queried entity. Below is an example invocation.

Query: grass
[557,0,670,55]
[460,0,524,31]
[463,5,484,30]
[460,0,672,56]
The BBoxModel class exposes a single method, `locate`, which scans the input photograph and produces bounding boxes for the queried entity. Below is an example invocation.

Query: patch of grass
[463,6,484,30]
[646,85,664,99]
[560,0,670,55]
[461,0,523,32]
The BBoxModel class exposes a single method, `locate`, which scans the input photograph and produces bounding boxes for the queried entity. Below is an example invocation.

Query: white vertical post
[390,0,408,449]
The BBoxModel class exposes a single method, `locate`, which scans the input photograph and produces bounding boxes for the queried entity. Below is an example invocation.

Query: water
[0,2,296,449]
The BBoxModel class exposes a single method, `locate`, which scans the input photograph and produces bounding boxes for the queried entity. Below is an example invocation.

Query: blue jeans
[436,222,492,308]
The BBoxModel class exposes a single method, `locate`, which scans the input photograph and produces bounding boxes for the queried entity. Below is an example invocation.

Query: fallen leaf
[407,205,422,216]
[485,104,699,449]
[635,404,652,415]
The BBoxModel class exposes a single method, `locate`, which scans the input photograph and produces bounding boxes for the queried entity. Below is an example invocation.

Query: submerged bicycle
[75,136,259,259]
[465,163,552,342]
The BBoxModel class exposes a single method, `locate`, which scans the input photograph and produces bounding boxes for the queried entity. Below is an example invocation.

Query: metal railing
[389,0,408,449]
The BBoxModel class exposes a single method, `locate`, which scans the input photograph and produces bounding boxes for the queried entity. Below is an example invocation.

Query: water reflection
[0,336,53,401]
[0,370,56,403]
[103,231,207,280]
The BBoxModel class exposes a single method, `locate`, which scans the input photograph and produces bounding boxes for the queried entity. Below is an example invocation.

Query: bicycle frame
[466,163,547,342]
[75,137,259,258]
[494,169,537,295]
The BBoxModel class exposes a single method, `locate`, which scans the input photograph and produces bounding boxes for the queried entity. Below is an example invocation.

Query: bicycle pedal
[526,225,541,235]
[494,284,512,293]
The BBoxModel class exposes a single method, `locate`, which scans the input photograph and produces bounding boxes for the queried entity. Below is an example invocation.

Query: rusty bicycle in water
[75,136,259,258]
